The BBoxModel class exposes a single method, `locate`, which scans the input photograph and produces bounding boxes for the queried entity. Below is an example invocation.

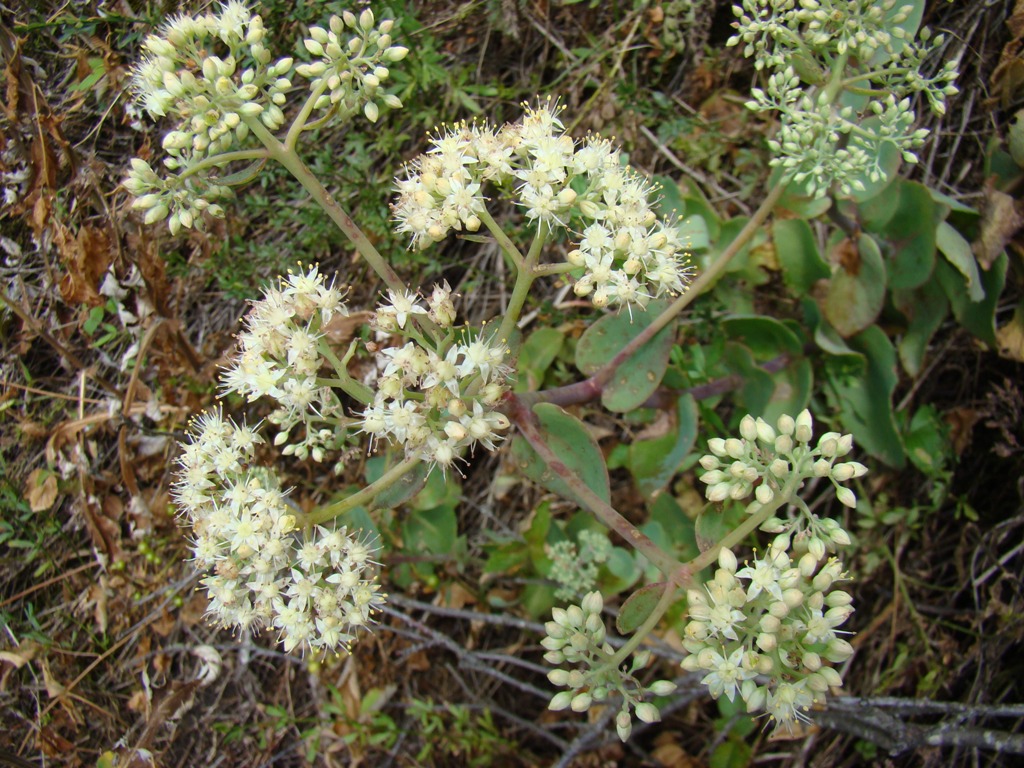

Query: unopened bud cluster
[392,102,693,308]
[546,529,612,601]
[360,286,512,470]
[729,0,958,197]
[681,546,854,727]
[295,10,408,123]
[543,592,676,742]
[700,410,866,531]
[172,409,384,654]
[221,265,351,466]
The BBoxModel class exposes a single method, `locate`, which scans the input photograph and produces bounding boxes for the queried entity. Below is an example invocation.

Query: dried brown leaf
[25,468,58,512]
[973,184,1024,269]
[58,224,113,306]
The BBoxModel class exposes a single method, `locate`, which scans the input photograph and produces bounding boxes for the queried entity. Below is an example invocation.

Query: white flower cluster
[360,286,512,469]
[391,102,692,308]
[126,2,294,233]
[222,266,351,465]
[295,9,409,123]
[700,410,866,524]
[681,546,853,728]
[546,529,612,601]
[543,592,676,742]
[728,0,958,198]
[173,409,384,654]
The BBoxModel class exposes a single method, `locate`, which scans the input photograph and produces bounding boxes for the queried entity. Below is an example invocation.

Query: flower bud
[755,418,776,444]
[648,680,676,696]
[782,588,804,609]
[777,413,795,436]
[707,438,727,457]
[547,669,570,686]
[774,434,793,454]
[825,638,854,662]
[795,409,813,442]
[740,414,757,442]
[826,590,853,608]
[835,486,857,508]
[725,438,745,459]
[719,547,738,573]
[549,691,573,711]
[570,692,592,712]
[615,710,632,741]
[634,702,660,723]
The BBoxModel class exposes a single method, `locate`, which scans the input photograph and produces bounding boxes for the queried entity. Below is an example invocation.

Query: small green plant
[409,698,514,766]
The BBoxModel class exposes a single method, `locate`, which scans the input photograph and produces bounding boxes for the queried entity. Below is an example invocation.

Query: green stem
[478,207,525,273]
[823,51,851,104]
[608,578,681,667]
[242,116,405,294]
[532,262,577,277]
[495,225,548,344]
[318,339,374,404]
[285,79,330,151]
[842,67,909,89]
[592,181,786,389]
[174,148,269,181]
[309,454,421,525]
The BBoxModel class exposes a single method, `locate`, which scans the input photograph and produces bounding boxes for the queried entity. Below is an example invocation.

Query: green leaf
[822,234,887,337]
[721,342,775,415]
[878,181,938,290]
[893,278,948,377]
[628,393,698,499]
[509,403,611,506]
[678,214,710,252]
[601,547,641,594]
[828,325,906,468]
[334,505,380,546]
[216,159,268,186]
[774,218,830,294]
[575,300,675,412]
[647,494,699,562]
[936,221,984,302]
[722,315,812,420]
[1009,109,1024,168]
[370,456,429,510]
[521,582,558,619]
[615,582,666,635]
[483,541,528,574]
[402,505,457,556]
[515,327,565,392]
[412,469,461,511]
[710,736,753,768]
[904,405,952,477]
[771,165,832,218]
[695,502,746,557]
[937,251,1008,347]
